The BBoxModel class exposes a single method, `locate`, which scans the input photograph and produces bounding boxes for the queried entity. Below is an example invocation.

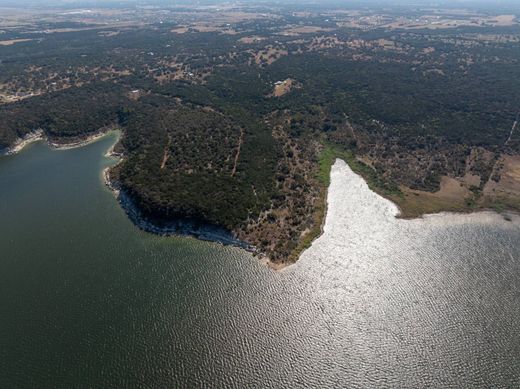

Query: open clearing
[0,38,33,45]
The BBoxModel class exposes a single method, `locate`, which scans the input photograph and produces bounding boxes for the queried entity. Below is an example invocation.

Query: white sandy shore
[1,128,119,156]
[1,129,45,156]
[48,131,114,151]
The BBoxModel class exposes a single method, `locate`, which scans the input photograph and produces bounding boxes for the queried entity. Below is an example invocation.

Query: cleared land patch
[0,38,33,45]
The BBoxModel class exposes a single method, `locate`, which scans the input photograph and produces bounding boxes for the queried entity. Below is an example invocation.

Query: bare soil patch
[0,38,32,45]
[271,78,296,97]
[396,176,471,217]
[484,155,520,198]
[280,26,334,36]
[252,46,288,65]
[238,36,266,44]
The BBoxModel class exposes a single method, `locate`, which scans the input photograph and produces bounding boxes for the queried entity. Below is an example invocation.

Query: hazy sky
[0,0,519,8]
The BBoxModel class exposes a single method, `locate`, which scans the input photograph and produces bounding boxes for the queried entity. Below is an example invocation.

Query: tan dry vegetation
[231,128,244,177]
[396,176,471,218]
[160,135,172,170]
[97,30,120,37]
[0,38,33,45]
[252,46,288,65]
[466,147,495,177]
[238,36,266,44]
[40,27,103,34]
[207,11,279,23]
[170,10,278,34]
[346,39,366,49]
[238,115,322,263]
[471,34,520,43]
[146,58,210,84]
[171,23,237,35]
[271,78,297,97]
[484,155,520,198]
[171,26,189,34]
[376,38,396,48]
[389,149,520,217]
[343,38,409,54]
[152,65,210,84]
[280,25,334,36]
[463,172,481,187]
[0,64,133,104]
[489,15,517,26]
[423,68,445,76]
[0,92,39,103]
[424,8,479,16]
[381,14,517,30]
[306,36,344,51]
[291,12,313,18]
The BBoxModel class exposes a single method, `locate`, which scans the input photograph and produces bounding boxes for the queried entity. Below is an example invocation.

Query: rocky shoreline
[102,165,259,255]
[2,128,287,268]
[0,129,45,156]
[1,126,118,156]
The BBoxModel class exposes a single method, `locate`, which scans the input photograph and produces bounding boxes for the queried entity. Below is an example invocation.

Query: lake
[1,133,519,387]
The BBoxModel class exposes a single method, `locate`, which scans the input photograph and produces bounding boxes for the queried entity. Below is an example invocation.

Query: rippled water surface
[1,135,519,387]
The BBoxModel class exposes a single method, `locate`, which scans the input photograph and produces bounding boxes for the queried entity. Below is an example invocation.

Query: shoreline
[1,129,45,156]
[397,206,519,222]
[341,157,520,222]
[387,190,519,222]
[1,127,119,157]
[102,165,261,256]
[389,194,520,222]
[281,158,519,269]
[4,132,517,270]
[93,151,520,270]
[48,130,116,151]
[278,182,330,270]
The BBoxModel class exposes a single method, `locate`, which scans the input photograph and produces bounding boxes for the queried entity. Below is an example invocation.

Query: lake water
[1,133,519,388]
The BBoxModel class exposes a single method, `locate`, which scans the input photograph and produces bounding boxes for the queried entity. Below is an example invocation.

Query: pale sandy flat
[0,38,32,46]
